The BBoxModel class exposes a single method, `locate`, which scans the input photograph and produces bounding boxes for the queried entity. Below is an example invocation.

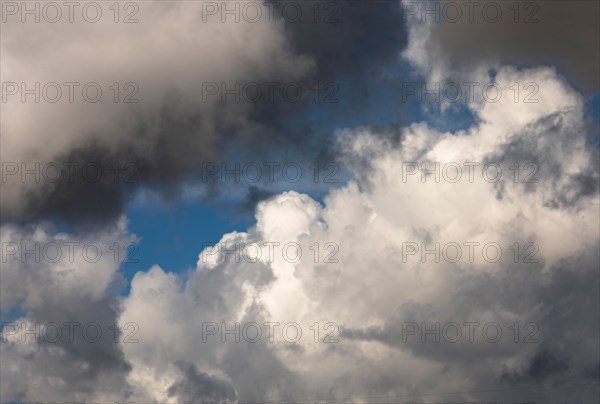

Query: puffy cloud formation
[114,66,598,402]
[1,3,599,402]
[0,218,136,401]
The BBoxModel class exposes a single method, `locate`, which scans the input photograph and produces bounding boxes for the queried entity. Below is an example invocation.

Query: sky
[1,0,599,403]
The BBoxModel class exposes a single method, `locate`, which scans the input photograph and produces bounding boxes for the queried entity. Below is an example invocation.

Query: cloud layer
[4,63,597,402]
[1,1,598,402]
[116,65,599,403]
[1,0,408,225]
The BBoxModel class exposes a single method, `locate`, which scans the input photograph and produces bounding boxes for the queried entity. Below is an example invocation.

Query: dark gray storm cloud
[273,0,408,80]
[0,219,142,400]
[0,252,134,399]
[501,347,569,383]
[1,0,410,227]
[167,361,237,402]
[237,186,277,213]
[428,0,600,91]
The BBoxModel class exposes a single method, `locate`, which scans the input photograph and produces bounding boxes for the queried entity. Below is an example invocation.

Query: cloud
[2,4,599,402]
[112,66,599,402]
[501,347,569,383]
[167,361,237,402]
[0,218,136,401]
[401,0,600,92]
[0,1,309,224]
[1,0,409,226]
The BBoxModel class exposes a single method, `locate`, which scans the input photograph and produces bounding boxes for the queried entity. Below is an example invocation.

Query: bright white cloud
[116,65,599,402]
